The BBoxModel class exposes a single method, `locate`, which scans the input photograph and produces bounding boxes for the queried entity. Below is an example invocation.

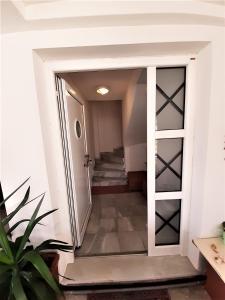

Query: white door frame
[147,62,196,256]
[47,55,196,257]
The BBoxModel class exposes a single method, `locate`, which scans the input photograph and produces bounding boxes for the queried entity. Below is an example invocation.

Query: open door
[55,76,92,249]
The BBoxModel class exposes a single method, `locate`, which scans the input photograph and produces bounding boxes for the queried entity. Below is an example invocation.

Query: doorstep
[62,254,202,288]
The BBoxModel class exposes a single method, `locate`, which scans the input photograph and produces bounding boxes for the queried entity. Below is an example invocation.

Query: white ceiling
[60,69,136,101]
[1,1,224,34]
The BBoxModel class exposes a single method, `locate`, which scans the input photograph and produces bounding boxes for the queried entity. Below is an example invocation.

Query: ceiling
[60,69,137,101]
[1,1,224,34]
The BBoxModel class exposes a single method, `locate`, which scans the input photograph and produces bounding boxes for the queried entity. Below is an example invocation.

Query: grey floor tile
[118,231,145,252]
[117,217,134,232]
[130,216,147,231]
[101,232,120,253]
[76,234,96,255]
[86,215,100,234]
[169,285,211,300]
[76,192,147,256]
[101,206,117,218]
[138,230,148,250]
[100,218,116,232]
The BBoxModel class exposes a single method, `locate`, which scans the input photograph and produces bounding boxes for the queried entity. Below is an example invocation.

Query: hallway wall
[91,100,123,158]
[123,77,147,172]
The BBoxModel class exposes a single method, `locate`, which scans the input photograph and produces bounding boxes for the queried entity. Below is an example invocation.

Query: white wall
[123,74,147,172]
[91,100,123,158]
[187,41,225,267]
[1,18,225,273]
[124,143,147,172]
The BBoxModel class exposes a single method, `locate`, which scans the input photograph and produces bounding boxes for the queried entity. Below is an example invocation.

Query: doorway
[55,63,191,258]
[56,68,148,256]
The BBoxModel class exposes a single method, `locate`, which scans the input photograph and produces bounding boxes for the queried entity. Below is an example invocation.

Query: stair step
[101,153,124,164]
[92,177,127,186]
[62,255,202,287]
[95,161,124,171]
[113,147,124,158]
[94,170,126,179]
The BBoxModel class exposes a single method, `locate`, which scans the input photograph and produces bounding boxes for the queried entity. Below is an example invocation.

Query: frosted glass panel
[156,68,185,130]
[155,199,181,245]
[156,138,183,192]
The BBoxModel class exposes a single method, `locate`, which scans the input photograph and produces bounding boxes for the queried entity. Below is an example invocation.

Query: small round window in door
[75,120,82,139]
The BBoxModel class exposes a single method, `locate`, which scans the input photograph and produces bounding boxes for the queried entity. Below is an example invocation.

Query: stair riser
[92,179,127,186]
[94,170,126,179]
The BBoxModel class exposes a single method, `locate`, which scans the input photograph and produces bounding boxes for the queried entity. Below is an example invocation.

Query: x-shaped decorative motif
[155,208,181,235]
[156,150,182,180]
[156,82,185,116]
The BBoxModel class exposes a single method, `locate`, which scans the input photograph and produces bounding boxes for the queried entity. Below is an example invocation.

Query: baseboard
[92,185,129,195]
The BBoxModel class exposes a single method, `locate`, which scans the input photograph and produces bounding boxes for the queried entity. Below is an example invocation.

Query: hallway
[75,192,147,257]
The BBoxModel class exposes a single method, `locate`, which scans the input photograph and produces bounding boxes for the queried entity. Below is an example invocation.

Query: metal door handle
[84,154,92,167]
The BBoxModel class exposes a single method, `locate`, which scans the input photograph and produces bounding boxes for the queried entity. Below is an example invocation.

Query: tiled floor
[75,192,147,256]
[64,285,211,299]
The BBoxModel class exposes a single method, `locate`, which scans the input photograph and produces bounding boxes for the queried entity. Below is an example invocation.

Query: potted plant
[222,221,225,245]
[0,179,72,300]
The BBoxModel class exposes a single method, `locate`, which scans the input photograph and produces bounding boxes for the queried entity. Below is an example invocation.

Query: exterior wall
[1,23,225,274]
[91,100,123,158]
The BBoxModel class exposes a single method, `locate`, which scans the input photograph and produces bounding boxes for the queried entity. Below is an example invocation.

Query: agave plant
[0,178,72,300]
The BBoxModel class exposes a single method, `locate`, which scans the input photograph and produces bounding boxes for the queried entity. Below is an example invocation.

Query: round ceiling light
[96,86,110,95]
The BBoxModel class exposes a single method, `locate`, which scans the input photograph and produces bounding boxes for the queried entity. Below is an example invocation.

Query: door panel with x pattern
[156,138,183,192]
[156,67,186,131]
[155,199,181,245]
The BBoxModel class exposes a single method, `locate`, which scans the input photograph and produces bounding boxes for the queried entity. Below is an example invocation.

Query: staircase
[92,147,127,187]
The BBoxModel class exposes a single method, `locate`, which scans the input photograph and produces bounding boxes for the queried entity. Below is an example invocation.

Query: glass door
[147,66,190,256]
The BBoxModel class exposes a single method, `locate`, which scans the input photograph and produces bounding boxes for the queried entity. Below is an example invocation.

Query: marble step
[95,161,124,171]
[101,152,124,164]
[93,170,126,179]
[63,255,201,286]
[92,177,127,186]
[113,147,124,158]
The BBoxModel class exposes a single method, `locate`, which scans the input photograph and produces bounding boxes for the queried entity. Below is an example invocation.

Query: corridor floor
[75,192,147,256]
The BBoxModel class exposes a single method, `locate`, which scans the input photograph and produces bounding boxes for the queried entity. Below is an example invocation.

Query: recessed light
[96,86,110,95]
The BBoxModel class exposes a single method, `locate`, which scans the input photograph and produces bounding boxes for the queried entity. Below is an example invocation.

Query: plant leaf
[0,263,11,275]
[11,270,28,300]
[2,187,30,226]
[7,219,31,235]
[0,250,13,265]
[16,209,58,259]
[16,196,44,259]
[36,239,72,252]
[23,251,60,294]
[0,178,30,208]
[0,220,13,263]
[0,182,4,206]
[21,272,56,300]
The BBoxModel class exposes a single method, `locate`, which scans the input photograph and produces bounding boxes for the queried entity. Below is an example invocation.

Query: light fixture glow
[96,86,109,95]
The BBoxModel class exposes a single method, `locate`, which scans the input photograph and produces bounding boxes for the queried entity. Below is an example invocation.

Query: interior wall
[124,143,147,172]
[91,100,123,158]
[123,74,147,172]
